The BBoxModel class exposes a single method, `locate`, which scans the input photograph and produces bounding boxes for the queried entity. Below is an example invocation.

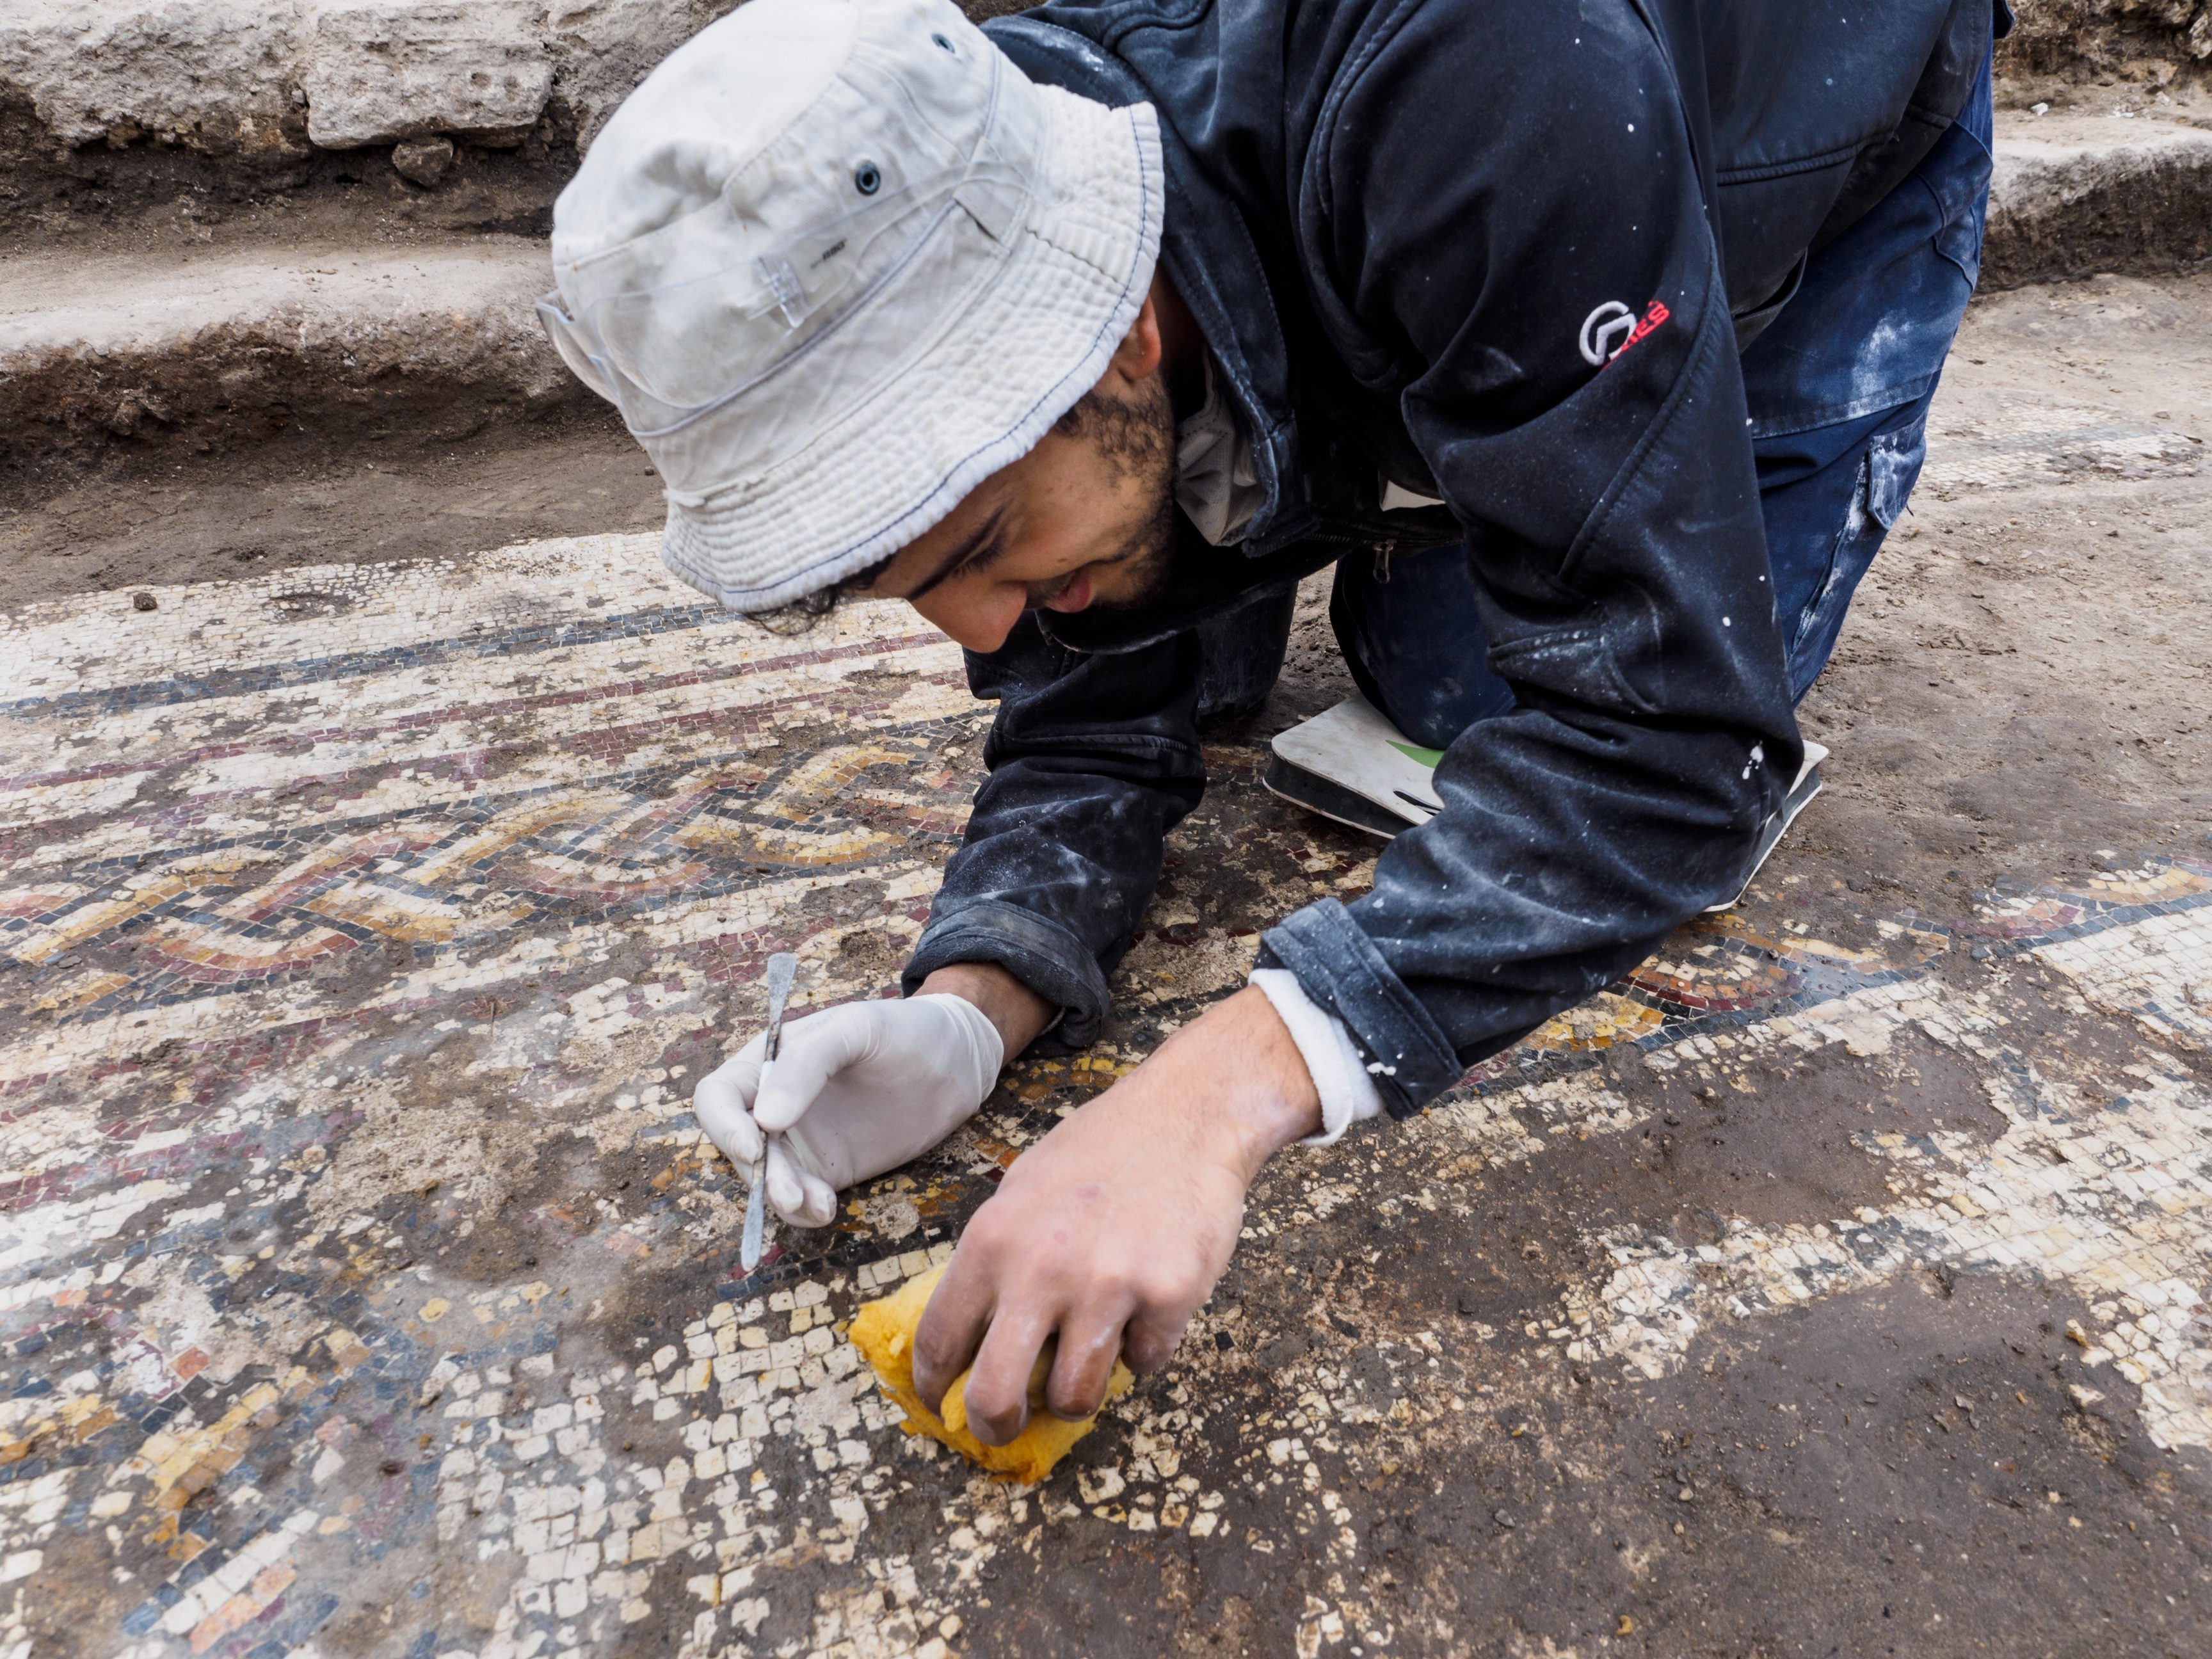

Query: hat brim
[658,91,1164,613]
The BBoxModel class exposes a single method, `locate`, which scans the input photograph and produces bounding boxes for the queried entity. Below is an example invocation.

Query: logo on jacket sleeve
[1579,298,1671,368]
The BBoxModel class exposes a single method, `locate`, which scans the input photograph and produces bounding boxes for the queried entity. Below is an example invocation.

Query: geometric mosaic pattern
[1920,392,2206,493]
[3,536,2208,1659]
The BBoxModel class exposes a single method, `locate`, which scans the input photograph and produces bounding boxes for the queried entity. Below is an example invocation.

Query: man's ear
[1104,293,1164,386]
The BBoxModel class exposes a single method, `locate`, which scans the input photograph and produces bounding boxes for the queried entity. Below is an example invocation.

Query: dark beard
[1047,379,1178,611]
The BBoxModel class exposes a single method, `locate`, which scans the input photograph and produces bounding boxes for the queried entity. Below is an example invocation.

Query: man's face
[862,301,1180,653]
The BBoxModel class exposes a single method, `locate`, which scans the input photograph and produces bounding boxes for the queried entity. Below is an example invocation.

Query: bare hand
[910,985,1322,1445]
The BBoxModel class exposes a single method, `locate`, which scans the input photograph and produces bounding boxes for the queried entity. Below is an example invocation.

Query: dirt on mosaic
[4,5,2212,1659]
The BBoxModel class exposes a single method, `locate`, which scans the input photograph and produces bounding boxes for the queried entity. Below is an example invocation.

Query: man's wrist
[917,962,1056,1062]
[1154,985,1324,1180]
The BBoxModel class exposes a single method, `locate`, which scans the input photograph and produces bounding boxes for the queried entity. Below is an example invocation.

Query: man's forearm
[915,966,1326,1169]
[917,962,1057,1064]
[902,617,1207,1051]
[1162,983,1326,1177]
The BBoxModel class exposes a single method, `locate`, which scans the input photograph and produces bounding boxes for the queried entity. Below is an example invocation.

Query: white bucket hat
[541,0,1164,612]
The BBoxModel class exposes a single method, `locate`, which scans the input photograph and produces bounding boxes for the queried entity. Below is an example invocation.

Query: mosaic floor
[3,536,2209,1658]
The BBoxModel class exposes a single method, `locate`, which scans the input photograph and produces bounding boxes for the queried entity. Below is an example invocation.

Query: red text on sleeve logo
[1578,298,1672,369]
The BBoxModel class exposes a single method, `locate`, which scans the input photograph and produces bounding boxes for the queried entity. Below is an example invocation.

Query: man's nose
[918,584,1025,655]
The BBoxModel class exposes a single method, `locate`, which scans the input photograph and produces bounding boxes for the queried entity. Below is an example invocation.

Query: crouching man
[541,0,2006,1446]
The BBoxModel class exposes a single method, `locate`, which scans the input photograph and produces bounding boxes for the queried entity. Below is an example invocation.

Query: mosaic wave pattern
[1921,392,2207,492]
[3,540,2209,1659]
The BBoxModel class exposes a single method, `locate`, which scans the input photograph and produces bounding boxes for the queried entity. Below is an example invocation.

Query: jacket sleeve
[901,613,1206,1046]
[1256,0,1805,1116]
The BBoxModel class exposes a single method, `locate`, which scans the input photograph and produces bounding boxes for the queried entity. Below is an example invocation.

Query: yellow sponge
[847,1263,1132,1484]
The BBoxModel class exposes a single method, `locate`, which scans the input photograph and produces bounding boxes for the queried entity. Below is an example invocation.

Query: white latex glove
[693,993,1004,1230]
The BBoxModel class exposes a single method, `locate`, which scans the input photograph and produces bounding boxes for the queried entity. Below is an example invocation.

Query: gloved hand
[693,993,1005,1229]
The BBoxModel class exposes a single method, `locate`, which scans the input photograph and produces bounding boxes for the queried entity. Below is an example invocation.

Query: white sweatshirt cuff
[1250,968,1384,1146]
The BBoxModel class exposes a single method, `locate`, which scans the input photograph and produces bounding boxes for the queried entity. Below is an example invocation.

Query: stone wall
[2000,0,2212,90]
[0,1,1046,236]
[0,2,765,232]
[0,1,757,163]
[4,1,2204,229]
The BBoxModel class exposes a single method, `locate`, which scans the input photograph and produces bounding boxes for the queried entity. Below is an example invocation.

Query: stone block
[303,1,552,148]
[0,0,311,157]
[541,0,742,150]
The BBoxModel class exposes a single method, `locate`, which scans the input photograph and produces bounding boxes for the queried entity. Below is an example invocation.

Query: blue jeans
[1216,58,1995,742]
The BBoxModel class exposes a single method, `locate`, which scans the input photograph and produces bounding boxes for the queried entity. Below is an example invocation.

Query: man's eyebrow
[899,506,1007,602]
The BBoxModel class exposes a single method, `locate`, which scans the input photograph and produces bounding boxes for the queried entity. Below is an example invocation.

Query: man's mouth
[1038,568,1093,613]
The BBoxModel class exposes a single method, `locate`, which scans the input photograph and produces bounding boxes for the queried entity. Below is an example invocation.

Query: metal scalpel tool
[739,952,799,1274]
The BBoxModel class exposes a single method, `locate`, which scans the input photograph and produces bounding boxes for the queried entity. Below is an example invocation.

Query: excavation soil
[1,405,662,602]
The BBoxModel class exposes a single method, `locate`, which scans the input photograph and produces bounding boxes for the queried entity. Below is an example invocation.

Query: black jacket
[904,0,2000,1114]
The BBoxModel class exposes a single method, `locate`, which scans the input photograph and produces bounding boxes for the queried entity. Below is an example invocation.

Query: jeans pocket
[1861,420,1926,531]
[1923,122,1994,287]
[1788,417,1927,694]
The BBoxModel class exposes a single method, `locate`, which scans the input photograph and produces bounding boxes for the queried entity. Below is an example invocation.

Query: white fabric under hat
[1175,353,1264,548]
[541,0,1164,612]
